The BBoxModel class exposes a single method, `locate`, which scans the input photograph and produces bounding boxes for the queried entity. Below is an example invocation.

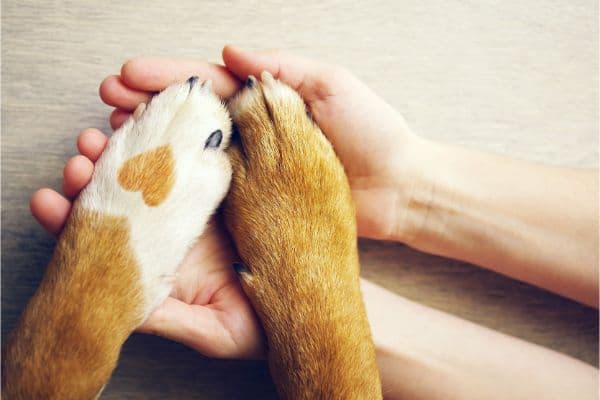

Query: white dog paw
[76,77,232,316]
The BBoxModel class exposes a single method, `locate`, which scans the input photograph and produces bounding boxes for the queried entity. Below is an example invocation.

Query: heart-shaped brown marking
[117,144,175,207]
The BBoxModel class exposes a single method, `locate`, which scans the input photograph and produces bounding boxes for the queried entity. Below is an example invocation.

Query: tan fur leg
[2,210,144,399]
[224,73,382,399]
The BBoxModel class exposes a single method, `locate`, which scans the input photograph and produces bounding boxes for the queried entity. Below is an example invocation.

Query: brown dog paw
[224,72,381,399]
[224,72,356,292]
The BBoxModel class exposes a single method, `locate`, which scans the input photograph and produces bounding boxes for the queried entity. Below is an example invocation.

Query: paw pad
[117,145,175,207]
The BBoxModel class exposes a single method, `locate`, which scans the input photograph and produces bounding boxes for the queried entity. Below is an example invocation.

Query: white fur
[77,80,232,318]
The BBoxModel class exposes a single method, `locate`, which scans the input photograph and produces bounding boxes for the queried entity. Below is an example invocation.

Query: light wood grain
[1,1,597,398]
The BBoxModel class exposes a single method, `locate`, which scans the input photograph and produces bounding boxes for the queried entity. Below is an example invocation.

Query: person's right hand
[100,45,428,241]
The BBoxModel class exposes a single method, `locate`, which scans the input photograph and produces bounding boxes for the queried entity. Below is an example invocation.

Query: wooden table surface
[2,1,598,398]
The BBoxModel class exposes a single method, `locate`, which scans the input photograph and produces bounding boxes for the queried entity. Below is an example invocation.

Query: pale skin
[30,46,598,398]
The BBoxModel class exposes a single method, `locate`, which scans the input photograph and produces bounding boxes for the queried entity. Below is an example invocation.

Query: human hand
[99,46,429,242]
[30,127,265,359]
[40,47,427,359]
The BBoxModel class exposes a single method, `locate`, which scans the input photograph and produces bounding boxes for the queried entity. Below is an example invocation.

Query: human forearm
[396,139,598,307]
[362,279,598,400]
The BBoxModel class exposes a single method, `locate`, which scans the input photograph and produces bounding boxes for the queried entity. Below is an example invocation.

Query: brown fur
[117,144,175,206]
[2,209,144,399]
[224,77,382,399]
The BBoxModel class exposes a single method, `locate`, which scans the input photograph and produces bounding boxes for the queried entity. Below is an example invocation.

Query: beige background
[2,1,598,398]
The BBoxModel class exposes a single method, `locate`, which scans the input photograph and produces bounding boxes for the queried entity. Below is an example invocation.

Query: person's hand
[30,127,265,359]
[32,47,426,358]
[99,46,429,242]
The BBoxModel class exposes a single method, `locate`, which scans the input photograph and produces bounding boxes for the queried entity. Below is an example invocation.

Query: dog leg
[2,78,232,399]
[225,73,382,399]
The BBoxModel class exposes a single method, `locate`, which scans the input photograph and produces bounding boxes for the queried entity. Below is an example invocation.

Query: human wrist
[392,138,486,257]
[387,136,447,247]
[390,138,600,306]
[391,139,549,271]
[388,136,497,260]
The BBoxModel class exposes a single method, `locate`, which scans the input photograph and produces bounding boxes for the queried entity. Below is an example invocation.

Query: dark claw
[306,109,314,122]
[230,123,240,142]
[187,76,199,88]
[205,129,223,149]
[245,76,256,88]
[232,262,249,274]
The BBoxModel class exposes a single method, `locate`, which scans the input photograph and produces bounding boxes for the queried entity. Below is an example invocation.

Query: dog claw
[260,70,274,83]
[133,103,146,121]
[245,75,257,88]
[200,79,213,92]
[187,76,199,88]
[232,262,250,274]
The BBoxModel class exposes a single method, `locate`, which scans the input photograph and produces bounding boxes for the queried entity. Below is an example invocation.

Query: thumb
[136,297,234,358]
[222,45,333,102]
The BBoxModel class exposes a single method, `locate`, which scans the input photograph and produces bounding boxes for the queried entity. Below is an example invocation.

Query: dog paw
[75,77,232,316]
[223,73,382,399]
[224,72,356,294]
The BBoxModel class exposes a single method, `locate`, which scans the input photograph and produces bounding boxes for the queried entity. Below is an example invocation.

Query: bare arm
[216,46,599,307]
[395,138,599,307]
[361,279,598,400]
